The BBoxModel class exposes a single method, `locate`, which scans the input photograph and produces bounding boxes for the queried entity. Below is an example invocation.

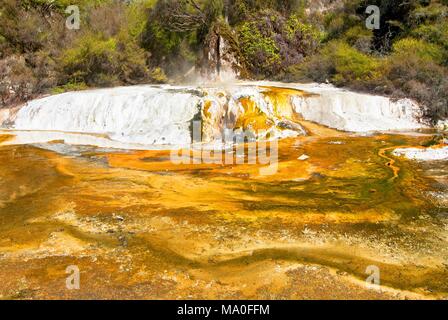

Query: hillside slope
[1,0,447,122]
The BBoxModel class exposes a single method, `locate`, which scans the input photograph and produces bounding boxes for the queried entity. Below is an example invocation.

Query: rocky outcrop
[393,146,448,161]
[199,21,247,81]
[286,83,427,132]
[437,120,448,132]
[2,81,436,150]
[2,84,307,149]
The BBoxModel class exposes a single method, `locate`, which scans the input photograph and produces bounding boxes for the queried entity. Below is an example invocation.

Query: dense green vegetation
[294,0,448,121]
[1,0,447,121]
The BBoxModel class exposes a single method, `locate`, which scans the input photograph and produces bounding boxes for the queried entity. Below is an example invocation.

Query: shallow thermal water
[0,84,447,299]
[0,124,447,299]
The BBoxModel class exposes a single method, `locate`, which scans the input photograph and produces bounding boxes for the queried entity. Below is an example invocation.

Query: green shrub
[51,81,89,94]
[287,40,383,90]
[410,2,448,24]
[228,0,299,24]
[411,21,448,65]
[298,41,380,86]
[143,20,183,61]
[237,10,321,77]
[392,37,444,63]
[125,0,157,40]
[115,31,150,84]
[0,0,54,53]
[330,42,380,86]
[343,25,373,53]
[59,31,149,87]
[385,41,448,121]
[60,33,118,86]
[412,22,448,47]
[237,20,281,76]
[0,55,36,105]
[322,3,363,42]
[149,67,168,83]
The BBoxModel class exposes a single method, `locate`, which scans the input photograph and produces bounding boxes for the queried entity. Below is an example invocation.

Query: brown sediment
[0,134,14,144]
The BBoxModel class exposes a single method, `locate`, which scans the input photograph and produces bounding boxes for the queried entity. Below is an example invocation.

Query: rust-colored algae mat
[0,125,447,300]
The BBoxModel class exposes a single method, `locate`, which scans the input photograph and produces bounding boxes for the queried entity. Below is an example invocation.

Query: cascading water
[2,84,308,149]
[12,86,202,146]
[292,92,425,132]
[0,82,428,150]
[257,82,427,132]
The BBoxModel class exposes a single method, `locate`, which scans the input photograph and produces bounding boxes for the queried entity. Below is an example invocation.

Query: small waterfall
[1,82,427,150]
[4,84,307,149]
[12,86,202,146]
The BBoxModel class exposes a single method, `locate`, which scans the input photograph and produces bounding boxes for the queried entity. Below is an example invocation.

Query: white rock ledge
[393,146,448,161]
[249,81,429,132]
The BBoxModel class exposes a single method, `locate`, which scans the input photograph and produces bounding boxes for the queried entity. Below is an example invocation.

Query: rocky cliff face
[199,21,247,81]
